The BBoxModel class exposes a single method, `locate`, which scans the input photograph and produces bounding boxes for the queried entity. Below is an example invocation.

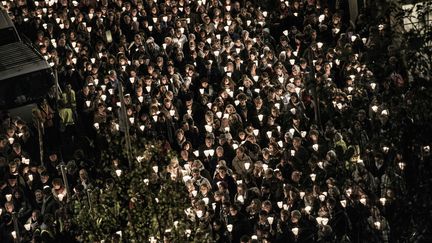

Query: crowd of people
[1,0,431,242]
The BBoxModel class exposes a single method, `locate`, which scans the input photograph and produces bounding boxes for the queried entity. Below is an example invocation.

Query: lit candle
[267,216,274,225]
[277,201,283,208]
[196,210,203,218]
[340,199,347,207]
[227,224,233,232]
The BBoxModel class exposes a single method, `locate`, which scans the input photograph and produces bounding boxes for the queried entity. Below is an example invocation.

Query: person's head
[240,235,250,243]
[205,136,214,147]
[237,183,247,194]
[236,146,245,157]
[49,152,58,162]
[7,173,18,187]
[192,168,201,179]
[292,137,302,149]
[281,210,290,221]
[229,204,239,216]
[292,114,301,126]
[35,189,43,201]
[262,200,272,213]
[79,169,88,181]
[218,166,228,178]
[200,183,210,196]
[9,160,18,174]
[5,201,14,213]
[291,171,302,183]
[31,209,41,221]
[175,129,185,141]
[291,210,301,223]
[40,171,49,183]
[213,218,223,231]
[216,146,224,157]
[52,178,63,190]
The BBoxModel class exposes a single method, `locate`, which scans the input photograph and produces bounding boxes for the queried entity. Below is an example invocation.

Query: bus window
[0,69,55,110]
[0,26,20,45]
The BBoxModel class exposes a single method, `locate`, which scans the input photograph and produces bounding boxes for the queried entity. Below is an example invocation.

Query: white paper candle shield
[266,131,272,138]
[196,210,203,218]
[203,197,209,205]
[319,194,326,201]
[227,224,233,232]
[258,114,264,121]
[340,200,347,207]
[216,111,222,119]
[300,191,305,199]
[182,175,191,183]
[374,221,381,230]
[209,149,214,156]
[267,216,274,225]
[152,166,158,173]
[310,173,316,181]
[278,141,283,147]
[253,129,259,136]
[277,201,283,208]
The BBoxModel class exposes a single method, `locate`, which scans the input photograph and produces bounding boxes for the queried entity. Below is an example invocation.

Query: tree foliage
[71,139,199,242]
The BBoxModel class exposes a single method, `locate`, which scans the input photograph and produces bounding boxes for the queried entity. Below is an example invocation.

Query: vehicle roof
[0,42,51,80]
